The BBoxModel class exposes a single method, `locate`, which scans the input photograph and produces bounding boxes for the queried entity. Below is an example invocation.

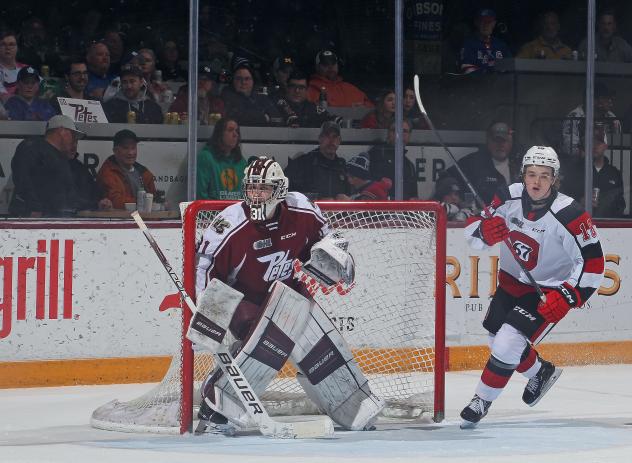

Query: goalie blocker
[188,278,383,432]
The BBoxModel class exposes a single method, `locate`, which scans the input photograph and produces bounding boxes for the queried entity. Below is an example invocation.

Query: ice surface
[1,365,631,463]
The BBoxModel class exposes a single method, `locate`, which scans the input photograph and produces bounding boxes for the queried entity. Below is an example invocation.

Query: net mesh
[91,203,441,433]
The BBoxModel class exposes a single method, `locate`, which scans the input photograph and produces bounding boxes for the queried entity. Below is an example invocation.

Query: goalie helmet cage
[90,200,446,434]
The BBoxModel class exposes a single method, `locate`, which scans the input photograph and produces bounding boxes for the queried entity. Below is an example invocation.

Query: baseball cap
[45,115,86,139]
[121,50,147,67]
[346,153,371,180]
[320,120,341,137]
[487,122,513,141]
[17,66,40,82]
[434,176,462,200]
[477,8,497,21]
[273,56,294,73]
[119,64,144,78]
[113,129,139,146]
[315,50,338,66]
[199,64,216,80]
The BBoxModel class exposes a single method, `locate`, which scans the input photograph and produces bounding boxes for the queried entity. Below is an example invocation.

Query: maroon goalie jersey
[195,192,330,304]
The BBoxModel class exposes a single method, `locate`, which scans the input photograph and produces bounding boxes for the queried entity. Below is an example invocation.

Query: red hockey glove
[479,216,509,246]
[537,283,581,323]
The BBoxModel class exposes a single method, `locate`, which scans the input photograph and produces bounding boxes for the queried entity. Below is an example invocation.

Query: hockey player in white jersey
[459,146,604,428]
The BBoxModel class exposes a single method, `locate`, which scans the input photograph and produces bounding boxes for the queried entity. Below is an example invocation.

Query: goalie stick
[413,74,546,304]
[130,211,335,439]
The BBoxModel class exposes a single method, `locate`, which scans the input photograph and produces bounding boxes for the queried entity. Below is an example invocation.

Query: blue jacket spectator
[5,66,56,121]
[460,9,512,74]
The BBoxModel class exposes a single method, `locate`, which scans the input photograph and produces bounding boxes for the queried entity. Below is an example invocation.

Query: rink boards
[0,222,631,387]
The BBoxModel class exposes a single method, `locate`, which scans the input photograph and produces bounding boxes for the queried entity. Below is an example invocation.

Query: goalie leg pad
[186,278,244,350]
[290,302,385,431]
[203,281,313,427]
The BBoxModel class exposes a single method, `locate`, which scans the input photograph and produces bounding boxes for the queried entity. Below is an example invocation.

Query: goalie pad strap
[204,280,312,427]
[290,302,385,430]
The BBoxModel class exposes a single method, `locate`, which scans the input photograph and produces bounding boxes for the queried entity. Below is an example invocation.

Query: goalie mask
[243,156,289,221]
[521,146,560,177]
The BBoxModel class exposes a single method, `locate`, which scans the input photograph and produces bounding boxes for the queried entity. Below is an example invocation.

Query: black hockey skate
[460,394,492,429]
[195,399,236,436]
[522,359,563,407]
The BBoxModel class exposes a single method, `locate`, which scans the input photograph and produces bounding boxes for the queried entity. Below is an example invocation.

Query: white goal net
[91,201,446,434]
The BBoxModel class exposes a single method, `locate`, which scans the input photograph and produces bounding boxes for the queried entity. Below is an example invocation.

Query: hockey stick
[131,211,334,439]
[413,75,546,303]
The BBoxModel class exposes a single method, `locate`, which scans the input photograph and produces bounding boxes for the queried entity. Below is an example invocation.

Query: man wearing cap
[366,119,418,200]
[336,153,392,201]
[9,115,86,217]
[269,55,295,100]
[102,64,163,124]
[459,9,512,74]
[432,176,474,221]
[96,129,157,209]
[285,120,349,199]
[169,65,224,123]
[444,121,519,205]
[307,50,373,108]
[5,66,56,121]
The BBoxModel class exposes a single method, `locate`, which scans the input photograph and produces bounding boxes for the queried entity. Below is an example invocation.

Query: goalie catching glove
[302,233,355,287]
[537,282,581,323]
[479,216,509,246]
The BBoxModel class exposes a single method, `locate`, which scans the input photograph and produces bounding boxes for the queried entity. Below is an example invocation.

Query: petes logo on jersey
[257,250,294,282]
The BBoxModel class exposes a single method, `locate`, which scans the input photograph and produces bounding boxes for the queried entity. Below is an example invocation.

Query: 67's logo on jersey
[509,231,540,271]
[257,250,294,282]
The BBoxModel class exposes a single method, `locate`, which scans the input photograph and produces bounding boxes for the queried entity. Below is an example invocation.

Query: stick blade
[260,416,335,439]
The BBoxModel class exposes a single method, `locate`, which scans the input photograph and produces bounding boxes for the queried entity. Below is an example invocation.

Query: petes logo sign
[257,250,293,282]
[58,98,108,123]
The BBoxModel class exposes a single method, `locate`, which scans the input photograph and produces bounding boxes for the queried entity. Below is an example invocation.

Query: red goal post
[180,200,446,433]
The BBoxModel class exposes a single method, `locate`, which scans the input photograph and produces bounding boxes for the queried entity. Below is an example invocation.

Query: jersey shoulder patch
[209,203,246,235]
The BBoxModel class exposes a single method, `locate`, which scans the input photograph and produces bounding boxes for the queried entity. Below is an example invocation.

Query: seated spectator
[157,40,187,81]
[139,48,171,107]
[579,9,632,62]
[17,17,61,74]
[103,64,163,124]
[403,85,429,130]
[0,30,28,101]
[96,129,157,209]
[432,176,475,221]
[102,29,125,75]
[85,41,115,100]
[9,115,85,217]
[360,89,395,129]
[443,122,519,205]
[196,117,247,200]
[273,70,341,128]
[561,129,625,218]
[307,50,373,108]
[50,59,90,113]
[459,9,512,74]
[221,59,280,126]
[102,50,146,103]
[285,121,349,200]
[562,82,620,156]
[269,55,295,99]
[169,65,224,124]
[517,11,572,60]
[5,66,56,121]
[367,119,418,199]
[336,153,392,200]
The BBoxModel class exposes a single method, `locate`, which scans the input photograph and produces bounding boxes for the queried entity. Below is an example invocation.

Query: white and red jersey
[464,183,604,304]
[196,192,329,304]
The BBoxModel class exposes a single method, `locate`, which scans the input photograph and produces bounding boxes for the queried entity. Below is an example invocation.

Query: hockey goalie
[188,156,384,435]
